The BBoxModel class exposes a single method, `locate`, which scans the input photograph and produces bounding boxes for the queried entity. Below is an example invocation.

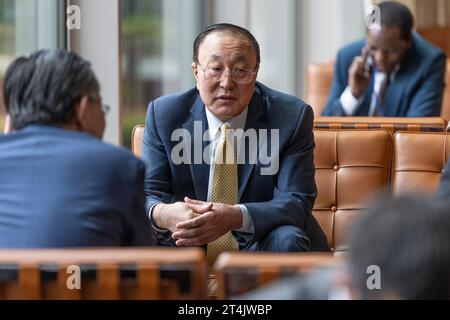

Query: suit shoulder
[256,82,310,110]
[413,33,446,61]
[80,137,144,171]
[255,82,313,121]
[337,39,365,61]
[145,87,199,130]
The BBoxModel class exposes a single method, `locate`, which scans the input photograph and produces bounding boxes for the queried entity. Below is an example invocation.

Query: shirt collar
[375,63,400,83]
[205,106,248,140]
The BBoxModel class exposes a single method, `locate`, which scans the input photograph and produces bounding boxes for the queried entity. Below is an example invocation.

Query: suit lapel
[182,95,210,201]
[383,47,417,116]
[383,76,405,116]
[238,89,268,201]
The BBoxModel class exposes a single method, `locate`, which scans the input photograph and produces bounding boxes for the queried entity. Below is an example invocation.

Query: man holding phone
[322,1,446,117]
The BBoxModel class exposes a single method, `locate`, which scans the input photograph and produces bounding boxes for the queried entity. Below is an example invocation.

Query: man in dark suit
[143,23,329,263]
[322,1,446,117]
[0,49,154,247]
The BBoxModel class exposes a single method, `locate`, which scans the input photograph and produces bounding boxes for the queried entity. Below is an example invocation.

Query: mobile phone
[364,55,374,73]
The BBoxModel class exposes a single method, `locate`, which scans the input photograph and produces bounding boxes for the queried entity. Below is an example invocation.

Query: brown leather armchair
[392,131,450,196]
[313,129,392,252]
[306,61,334,117]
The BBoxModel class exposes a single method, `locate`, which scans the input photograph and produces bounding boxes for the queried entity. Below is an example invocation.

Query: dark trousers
[245,225,311,252]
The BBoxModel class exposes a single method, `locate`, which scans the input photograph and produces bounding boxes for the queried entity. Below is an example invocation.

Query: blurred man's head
[348,196,450,299]
[3,49,105,138]
[366,1,413,73]
[191,23,260,121]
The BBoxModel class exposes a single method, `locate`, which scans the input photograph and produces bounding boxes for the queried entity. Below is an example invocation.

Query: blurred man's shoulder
[338,39,366,59]
[62,131,144,174]
[412,32,446,60]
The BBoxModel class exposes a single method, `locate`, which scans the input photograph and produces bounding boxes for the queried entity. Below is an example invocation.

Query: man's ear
[3,114,13,133]
[254,64,260,78]
[406,36,413,50]
[192,62,200,79]
[74,95,90,132]
[192,62,200,90]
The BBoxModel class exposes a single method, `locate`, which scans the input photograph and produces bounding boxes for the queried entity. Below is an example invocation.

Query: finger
[184,198,213,213]
[176,236,210,247]
[186,203,212,215]
[172,227,203,240]
[361,47,367,63]
[353,57,370,78]
[175,238,195,246]
[176,214,208,229]
[184,197,206,205]
[351,56,364,72]
[194,202,213,214]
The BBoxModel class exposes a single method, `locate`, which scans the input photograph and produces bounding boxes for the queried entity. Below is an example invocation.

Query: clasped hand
[169,197,242,246]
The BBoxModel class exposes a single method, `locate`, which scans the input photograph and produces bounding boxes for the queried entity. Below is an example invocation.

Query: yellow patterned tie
[207,123,239,266]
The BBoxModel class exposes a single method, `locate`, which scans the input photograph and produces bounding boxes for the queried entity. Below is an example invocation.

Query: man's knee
[270,225,311,251]
[250,225,311,252]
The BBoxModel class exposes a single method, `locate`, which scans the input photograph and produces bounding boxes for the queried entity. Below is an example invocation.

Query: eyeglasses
[89,96,110,115]
[101,104,110,115]
[197,64,257,84]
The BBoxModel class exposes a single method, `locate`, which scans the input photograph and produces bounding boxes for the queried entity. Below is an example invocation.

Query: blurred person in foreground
[240,196,450,299]
[0,49,154,247]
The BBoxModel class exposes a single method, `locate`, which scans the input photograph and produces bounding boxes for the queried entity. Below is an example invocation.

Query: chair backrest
[306,61,334,117]
[417,27,450,57]
[0,248,206,300]
[132,124,145,158]
[313,129,392,252]
[214,252,335,299]
[314,116,447,132]
[442,59,450,121]
[392,131,450,196]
